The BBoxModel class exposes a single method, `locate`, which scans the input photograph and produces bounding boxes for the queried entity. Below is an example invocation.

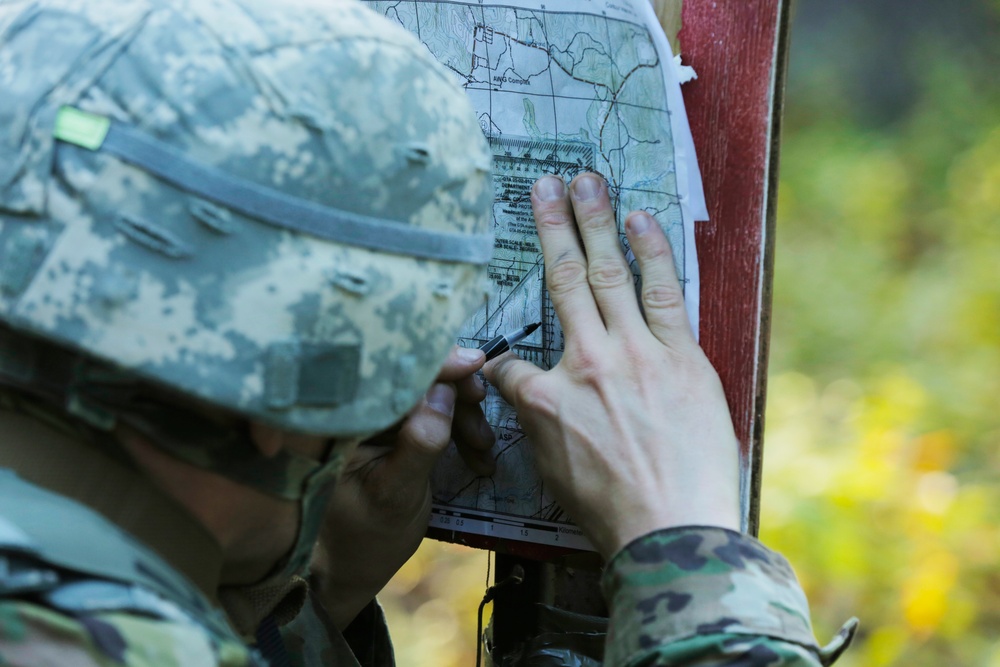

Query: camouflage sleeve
[0,600,256,667]
[280,590,394,667]
[601,527,859,667]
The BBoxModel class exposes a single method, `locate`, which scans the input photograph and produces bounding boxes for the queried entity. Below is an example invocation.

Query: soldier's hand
[485,173,741,561]
[314,345,493,628]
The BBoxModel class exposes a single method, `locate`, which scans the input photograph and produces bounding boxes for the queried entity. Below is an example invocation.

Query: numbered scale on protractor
[430,505,593,550]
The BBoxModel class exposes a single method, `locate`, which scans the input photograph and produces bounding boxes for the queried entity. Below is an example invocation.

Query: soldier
[0,0,855,665]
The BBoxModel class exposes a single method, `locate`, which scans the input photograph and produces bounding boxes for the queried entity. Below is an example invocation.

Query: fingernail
[426,384,455,417]
[627,211,654,234]
[456,346,485,364]
[571,173,603,201]
[534,175,566,201]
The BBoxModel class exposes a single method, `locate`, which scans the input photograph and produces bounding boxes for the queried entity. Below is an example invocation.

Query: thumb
[387,382,457,478]
[483,352,545,407]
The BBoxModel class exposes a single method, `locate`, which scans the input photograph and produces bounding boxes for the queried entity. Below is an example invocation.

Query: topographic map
[363,0,706,550]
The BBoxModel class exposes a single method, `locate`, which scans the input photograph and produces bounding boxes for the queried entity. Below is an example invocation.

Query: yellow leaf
[901,551,959,636]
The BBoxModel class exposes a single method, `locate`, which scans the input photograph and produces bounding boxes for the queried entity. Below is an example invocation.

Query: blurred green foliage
[762,1,1000,664]
[384,2,1000,665]
[381,542,488,666]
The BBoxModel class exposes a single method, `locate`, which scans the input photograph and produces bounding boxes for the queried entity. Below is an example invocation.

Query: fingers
[451,401,496,476]
[436,345,487,404]
[361,344,494,479]
[444,345,494,474]
[454,370,486,404]
[391,384,494,477]
[483,351,544,409]
[437,346,486,383]
[624,211,696,347]
[387,382,456,478]
[531,175,604,337]
[567,174,643,330]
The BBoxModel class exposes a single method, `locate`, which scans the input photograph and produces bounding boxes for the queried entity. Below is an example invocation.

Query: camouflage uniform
[0,454,383,667]
[0,470,856,667]
[603,527,858,666]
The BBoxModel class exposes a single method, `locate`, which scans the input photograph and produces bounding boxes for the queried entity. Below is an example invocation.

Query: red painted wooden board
[429,0,788,555]
[682,0,788,536]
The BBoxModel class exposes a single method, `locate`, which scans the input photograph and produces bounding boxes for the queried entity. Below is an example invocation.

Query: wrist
[310,538,388,630]
[599,505,741,561]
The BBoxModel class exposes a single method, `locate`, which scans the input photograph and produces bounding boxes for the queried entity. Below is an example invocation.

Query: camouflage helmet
[0,0,493,439]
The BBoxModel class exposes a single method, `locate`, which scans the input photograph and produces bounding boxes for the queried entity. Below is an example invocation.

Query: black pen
[479,322,541,361]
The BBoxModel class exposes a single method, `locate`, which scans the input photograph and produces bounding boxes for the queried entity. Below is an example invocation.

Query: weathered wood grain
[681,0,789,535]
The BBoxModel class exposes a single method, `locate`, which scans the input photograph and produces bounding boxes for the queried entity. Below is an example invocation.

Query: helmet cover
[0,0,493,440]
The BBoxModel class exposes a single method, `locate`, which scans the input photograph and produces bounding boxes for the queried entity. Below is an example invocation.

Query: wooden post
[681,0,791,535]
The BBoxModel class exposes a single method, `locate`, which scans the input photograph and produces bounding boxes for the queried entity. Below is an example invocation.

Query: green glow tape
[53,107,110,150]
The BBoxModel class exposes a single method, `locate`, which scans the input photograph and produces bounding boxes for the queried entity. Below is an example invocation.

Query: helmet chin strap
[0,326,354,580]
[69,367,356,580]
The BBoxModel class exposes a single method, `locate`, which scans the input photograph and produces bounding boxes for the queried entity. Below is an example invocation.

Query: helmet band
[53,107,495,265]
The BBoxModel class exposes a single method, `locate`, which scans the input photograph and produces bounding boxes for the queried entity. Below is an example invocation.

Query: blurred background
[762,0,999,664]
[380,0,1000,664]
